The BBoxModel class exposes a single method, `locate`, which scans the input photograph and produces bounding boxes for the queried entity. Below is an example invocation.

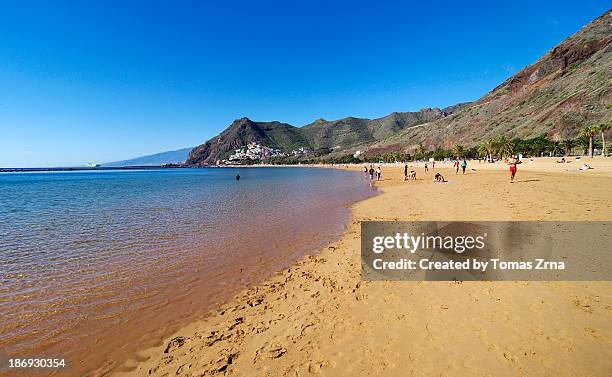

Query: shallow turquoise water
[0,167,374,375]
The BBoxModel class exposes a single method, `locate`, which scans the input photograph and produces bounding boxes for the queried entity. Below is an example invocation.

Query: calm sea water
[0,167,374,376]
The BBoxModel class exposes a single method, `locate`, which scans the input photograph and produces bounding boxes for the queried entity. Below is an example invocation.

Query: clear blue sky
[0,1,609,167]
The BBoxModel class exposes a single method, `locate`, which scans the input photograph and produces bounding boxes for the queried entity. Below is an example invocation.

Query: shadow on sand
[512,179,541,183]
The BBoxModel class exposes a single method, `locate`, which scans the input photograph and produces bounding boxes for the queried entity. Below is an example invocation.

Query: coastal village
[224,142,311,164]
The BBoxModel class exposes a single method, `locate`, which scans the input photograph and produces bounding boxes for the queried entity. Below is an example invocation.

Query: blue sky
[0,1,609,167]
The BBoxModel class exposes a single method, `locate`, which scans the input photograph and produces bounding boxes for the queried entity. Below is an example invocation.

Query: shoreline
[115,159,612,376]
[87,170,380,377]
[5,155,610,175]
[1,167,375,377]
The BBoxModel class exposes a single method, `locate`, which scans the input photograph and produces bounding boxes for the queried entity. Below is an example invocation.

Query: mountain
[103,147,192,167]
[300,107,461,150]
[187,10,611,164]
[370,9,611,152]
[186,106,467,165]
[187,118,310,165]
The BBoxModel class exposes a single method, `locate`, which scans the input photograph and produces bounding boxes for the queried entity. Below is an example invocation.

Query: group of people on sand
[364,164,382,181]
[453,159,468,174]
[365,155,530,186]
[555,157,594,171]
[405,162,447,183]
[403,164,416,181]
[423,161,440,172]
[402,156,523,183]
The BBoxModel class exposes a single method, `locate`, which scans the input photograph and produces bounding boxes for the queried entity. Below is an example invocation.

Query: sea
[0,167,374,376]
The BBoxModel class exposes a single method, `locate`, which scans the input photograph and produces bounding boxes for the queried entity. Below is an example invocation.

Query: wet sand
[0,168,373,377]
[114,157,612,377]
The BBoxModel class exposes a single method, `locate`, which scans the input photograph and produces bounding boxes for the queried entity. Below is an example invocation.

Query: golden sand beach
[115,158,612,377]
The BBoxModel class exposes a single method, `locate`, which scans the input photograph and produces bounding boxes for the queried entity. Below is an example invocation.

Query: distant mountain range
[185,10,611,165]
[186,105,468,165]
[103,147,192,167]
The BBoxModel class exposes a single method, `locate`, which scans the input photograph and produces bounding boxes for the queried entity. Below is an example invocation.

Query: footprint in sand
[164,336,186,353]
[256,343,287,361]
[584,327,603,340]
[572,298,594,314]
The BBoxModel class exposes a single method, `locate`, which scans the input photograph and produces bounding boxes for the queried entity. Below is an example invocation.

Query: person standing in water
[369,166,374,180]
[460,158,467,174]
[508,155,521,182]
[235,174,240,181]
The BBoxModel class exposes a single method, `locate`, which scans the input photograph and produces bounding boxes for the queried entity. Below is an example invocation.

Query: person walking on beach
[404,164,408,181]
[424,162,428,173]
[364,166,368,177]
[432,161,435,170]
[508,155,521,182]
[369,167,374,180]
[454,160,459,174]
[460,159,467,174]
[376,166,381,181]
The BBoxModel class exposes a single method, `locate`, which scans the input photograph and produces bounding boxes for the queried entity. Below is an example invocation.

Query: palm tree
[579,125,599,158]
[547,141,564,156]
[414,144,427,161]
[452,144,465,159]
[576,135,590,156]
[597,123,611,157]
[494,135,515,158]
[561,139,575,156]
[477,139,495,161]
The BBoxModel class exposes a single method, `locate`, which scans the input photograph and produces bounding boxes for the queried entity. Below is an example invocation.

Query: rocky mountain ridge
[187,10,611,164]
